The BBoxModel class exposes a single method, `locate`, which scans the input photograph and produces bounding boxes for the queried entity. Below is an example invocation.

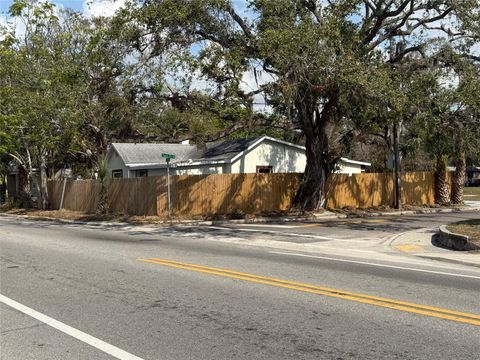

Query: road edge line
[0,294,144,360]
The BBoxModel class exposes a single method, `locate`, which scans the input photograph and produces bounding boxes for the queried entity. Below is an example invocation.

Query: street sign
[162,153,176,159]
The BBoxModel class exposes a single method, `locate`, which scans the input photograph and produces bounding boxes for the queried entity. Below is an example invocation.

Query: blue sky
[1,1,84,14]
[1,0,254,25]
[1,0,251,16]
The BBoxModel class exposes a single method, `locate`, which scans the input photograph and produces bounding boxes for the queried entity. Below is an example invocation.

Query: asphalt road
[1,215,479,359]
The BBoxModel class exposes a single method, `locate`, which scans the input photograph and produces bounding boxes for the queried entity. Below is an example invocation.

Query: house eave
[339,158,371,167]
[126,160,228,169]
[175,160,228,167]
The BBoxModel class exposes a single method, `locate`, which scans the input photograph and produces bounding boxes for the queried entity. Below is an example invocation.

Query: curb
[438,225,480,251]
[1,206,479,227]
[346,207,480,218]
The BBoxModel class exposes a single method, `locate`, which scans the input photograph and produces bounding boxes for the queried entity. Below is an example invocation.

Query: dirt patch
[0,207,317,224]
[447,219,480,247]
[0,208,162,225]
[331,204,447,216]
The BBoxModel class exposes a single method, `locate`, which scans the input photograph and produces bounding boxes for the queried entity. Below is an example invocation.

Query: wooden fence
[325,172,436,208]
[47,171,439,217]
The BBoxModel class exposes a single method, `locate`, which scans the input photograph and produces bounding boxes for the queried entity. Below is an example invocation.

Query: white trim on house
[126,163,165,168]
[339,157,371,166]
[126,160,229,169]
[174,160,228,167]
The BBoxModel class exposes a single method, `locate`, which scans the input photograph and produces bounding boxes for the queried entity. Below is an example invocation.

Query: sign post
[162,153,176,216]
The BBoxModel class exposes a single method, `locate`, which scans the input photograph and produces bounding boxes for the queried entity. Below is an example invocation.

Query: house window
[256,166,273,174]
[111,169,123,178]
[136,169,148,177]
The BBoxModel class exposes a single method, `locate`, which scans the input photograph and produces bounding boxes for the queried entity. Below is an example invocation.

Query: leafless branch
[364,2,454,50]
[224,2,253,39]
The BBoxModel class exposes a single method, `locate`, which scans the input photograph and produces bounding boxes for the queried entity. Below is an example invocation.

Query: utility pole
[162,153,176,217]
[166,158,171,217]
[390,39,403,210]
[393,120,402,210]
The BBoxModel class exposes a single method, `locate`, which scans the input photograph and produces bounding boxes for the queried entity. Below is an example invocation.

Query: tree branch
[365,3,454,50]
[299,0,322,23]
[223,2,253,39]
[388,45,424,63]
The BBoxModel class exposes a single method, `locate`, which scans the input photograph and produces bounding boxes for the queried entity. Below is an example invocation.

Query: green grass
[464,187,480,201]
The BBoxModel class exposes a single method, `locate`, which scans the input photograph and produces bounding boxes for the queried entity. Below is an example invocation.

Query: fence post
[59,178,67,210]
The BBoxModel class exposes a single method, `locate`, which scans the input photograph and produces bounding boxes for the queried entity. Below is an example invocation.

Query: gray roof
[110,143,203,165]
[201,138,258,161]
[110,138,260,167]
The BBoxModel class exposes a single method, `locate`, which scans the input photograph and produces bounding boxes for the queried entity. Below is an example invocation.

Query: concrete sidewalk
[389,228,480,268]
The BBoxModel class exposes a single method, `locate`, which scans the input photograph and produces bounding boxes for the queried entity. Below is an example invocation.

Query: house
[466,166,480,186]
[2,164,40,201]
[106,136,370,178]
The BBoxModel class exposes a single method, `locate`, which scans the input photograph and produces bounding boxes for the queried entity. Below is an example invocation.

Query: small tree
[96,157,109,215]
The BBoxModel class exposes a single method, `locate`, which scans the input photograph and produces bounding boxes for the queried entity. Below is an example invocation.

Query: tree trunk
[294,89,338,211]
[294,137,331,210]
[96,180,109,215]
[39,151,50,210]
[19,130,33,198]
[451,151,466,204]
[434,154,450,205]
[16,165,33,208]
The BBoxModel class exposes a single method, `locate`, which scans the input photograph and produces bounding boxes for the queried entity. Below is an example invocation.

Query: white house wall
[231,139,306,174]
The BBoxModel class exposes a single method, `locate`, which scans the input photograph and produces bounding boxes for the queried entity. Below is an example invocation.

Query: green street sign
[161,153,175,159]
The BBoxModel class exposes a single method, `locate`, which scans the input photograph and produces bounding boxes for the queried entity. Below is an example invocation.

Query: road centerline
[140,258,480,326]
[0,294,144,360]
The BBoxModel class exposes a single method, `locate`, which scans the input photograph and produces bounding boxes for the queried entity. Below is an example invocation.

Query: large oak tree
[116,0,479,209]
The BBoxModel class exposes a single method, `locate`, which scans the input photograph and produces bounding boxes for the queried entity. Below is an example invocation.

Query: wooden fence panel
[401,172,435,206]
[107,177,159,216]
[47,171,441,216]
[326,173,394,209]
[164,173,301,217]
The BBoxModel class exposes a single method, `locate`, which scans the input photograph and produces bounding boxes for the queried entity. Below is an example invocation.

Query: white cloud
[82,0,126,18]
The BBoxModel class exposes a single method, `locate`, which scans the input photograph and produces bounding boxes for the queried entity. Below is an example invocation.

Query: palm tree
[96,158,109,215]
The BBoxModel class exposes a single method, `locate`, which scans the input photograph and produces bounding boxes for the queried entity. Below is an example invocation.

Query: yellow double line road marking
[140,258,480,326]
